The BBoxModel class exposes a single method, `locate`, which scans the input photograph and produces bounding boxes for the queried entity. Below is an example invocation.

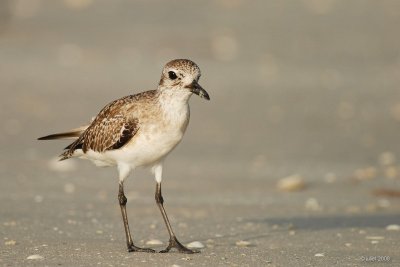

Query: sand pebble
[353,167,377,181]
[345,243,352,247]
[3,221,17,226]
[235,240,251,247]
[27,255,44,260]
[365,236,384,240]
[371,240,379,244]
[5,240,16,245]
[384,166,398,179]
[366,203,382,212]
[67,219,78,225]
[386,224,400,231]
[379,152,396,166]
[324,173,337,183]
[314,253,324,257]
[34,195,44,203]
[146,239,163,246]
[345,205,361,213]
[305,198,322,211]
[377,199,391,208]
[277,174,306,192]
[187,241,204,249]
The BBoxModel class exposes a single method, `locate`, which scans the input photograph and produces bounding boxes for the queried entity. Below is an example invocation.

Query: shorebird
[38,59,210,254]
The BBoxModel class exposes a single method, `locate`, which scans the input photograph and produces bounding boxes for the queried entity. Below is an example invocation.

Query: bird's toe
[128,245,156,253]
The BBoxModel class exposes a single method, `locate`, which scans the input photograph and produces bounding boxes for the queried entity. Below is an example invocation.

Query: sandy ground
[1,1,400,266]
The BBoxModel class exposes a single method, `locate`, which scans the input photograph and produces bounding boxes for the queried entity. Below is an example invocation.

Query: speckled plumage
[38,59,210,254]
[60,90,158,160]
[40,58,210,172]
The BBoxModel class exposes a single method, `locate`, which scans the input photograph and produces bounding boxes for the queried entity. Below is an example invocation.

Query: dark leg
[118,182,155,253]
[155,182,199,254]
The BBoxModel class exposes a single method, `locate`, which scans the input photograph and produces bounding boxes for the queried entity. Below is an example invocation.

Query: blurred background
[1,0,400,265]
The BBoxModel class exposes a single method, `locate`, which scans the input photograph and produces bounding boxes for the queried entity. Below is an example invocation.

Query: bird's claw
[127,244,156,253]
[159,238,199,254]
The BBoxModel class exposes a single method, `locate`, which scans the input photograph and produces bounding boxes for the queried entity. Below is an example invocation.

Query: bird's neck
[158,88,191,126]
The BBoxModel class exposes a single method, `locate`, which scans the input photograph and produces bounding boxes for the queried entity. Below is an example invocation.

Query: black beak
[187,80,210,100]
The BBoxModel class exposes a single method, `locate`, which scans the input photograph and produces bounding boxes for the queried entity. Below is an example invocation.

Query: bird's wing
[60,96,141,160]
[82,114,139,152]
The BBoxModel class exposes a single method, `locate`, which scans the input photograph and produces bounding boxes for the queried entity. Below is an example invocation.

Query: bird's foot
[159,237,199,254]
[127,244,156,253]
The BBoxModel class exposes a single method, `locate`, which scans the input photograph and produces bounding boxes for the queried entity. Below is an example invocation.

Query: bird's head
[158,59,210,101]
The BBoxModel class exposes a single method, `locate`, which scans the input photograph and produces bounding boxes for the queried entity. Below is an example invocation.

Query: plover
[38,59,210,254]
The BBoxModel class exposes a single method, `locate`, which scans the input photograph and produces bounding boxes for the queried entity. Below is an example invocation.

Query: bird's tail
[37,126,88,140]
[38,126,88,161]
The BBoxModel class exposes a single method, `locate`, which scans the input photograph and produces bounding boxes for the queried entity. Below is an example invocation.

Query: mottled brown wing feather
[82,115,139,152]
[59,94,150,160]
[60,117,139,160]
[107,118,138,150]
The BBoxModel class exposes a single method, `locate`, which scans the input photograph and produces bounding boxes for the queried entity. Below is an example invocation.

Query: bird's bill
[188,80,210,100]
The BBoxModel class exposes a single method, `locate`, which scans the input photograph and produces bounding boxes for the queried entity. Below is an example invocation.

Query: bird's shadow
[249,213,400,231]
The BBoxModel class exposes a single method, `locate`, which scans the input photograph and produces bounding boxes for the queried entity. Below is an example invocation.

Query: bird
[38,59,210,254]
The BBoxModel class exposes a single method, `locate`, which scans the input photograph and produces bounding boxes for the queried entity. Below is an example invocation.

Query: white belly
[113,125,185,167]
[82,120,188,168]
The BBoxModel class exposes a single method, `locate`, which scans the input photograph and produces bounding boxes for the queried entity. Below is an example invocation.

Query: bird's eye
[168,71,177,80]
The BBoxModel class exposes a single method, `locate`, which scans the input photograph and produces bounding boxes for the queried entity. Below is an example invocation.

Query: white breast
[91,92,191,168]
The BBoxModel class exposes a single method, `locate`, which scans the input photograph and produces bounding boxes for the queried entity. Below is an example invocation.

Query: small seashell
[277,175,306,192]
[386,224,400,231]
[146,239,163,246]
[27,255,44,260]
[353,167,377,181]
[365,236,384,240]
[186,241,205,249]
[324,173,337,183]
[305,198,322,211]
[235,240,251,247]
[379,152,396,166]
[5,240,16,246]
